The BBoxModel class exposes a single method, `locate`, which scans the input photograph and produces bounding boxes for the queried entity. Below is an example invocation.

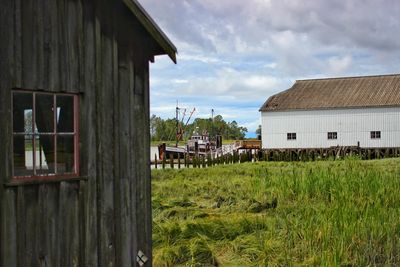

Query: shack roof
[259,74,400,112]
[123,0,177,63]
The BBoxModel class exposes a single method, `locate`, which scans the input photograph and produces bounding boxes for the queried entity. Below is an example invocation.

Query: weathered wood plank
[36,0,45,90]
[21,0,37,88]
[134,59,152,262]
[0,1,15,264]
[78,180,87,266]
[1,190,17,267]
[13,0,22,87]
[65,0,81,93]
[58,0,68,91]
[23,186,39,265]
[116,46,134,266]
[96,3,116,264]
[143,60,153,264]
[59,181,80,267]
[47,0,60,91]
[43,184,61,267]
[81,0,99,265]
[128,54,139,264]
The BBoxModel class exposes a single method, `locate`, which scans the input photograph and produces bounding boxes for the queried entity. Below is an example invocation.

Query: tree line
[150,114,248,141]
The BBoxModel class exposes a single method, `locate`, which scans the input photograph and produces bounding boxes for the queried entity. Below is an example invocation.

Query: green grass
[152,158,400,266]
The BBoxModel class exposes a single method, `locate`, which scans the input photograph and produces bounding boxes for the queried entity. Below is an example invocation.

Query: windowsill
[4,175,88,187]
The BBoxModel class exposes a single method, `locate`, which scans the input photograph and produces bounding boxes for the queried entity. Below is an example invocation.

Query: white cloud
[172,79,189,84]
[327,55,353,75]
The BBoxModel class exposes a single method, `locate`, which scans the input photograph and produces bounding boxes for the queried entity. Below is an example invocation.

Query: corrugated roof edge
[122,0,178,63]
[258,87,292,111]
[296,73,400,82]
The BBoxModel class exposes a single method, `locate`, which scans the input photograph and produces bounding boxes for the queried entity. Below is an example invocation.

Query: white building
[259,74,400,149]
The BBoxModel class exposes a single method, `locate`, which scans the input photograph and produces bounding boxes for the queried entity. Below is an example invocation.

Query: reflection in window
[12,91,78,178]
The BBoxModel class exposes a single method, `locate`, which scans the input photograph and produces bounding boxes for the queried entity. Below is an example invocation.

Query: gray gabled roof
[123,0,177,63]
[260,74,400,112]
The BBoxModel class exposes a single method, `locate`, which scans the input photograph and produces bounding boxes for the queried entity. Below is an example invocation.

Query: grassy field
[152,158,400,266]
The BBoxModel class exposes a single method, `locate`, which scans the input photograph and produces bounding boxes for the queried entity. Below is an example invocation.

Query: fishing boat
[157,105,222,160]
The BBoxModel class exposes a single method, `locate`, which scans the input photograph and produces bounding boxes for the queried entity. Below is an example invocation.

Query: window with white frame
[327,132,337,140]
[12,90,79,179]
[370,131,381,139]
[287,132,296,140]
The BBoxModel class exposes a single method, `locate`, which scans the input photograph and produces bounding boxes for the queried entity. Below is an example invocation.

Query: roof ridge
[296,73,400,82]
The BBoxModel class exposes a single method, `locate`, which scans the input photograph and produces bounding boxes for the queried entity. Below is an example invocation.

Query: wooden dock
[234,140,261,150]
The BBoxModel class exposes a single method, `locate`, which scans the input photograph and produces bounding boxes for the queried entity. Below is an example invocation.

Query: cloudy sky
[140,0,400,137]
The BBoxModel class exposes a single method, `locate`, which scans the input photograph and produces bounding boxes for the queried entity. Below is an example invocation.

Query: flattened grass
[152,158,400,266]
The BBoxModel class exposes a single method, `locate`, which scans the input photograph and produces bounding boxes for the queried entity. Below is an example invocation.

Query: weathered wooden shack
[0,0,176,266]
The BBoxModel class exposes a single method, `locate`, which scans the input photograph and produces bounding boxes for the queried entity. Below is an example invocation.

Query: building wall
[0,0,155,266]
[261,107,400,149]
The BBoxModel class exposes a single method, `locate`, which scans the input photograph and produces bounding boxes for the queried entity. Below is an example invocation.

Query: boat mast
[176,100,179,147]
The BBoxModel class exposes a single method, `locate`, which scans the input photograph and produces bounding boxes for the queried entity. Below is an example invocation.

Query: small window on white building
[287,133,296,140]
[327,132,337,140]
[370,131,381,139]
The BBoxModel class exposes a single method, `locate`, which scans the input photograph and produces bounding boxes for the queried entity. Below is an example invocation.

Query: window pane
[57,135,75,174]
[36,94,54,134]
[57,95,74,133]
[36,135,55,175]
[13,92,33,133]
[13,135,34,176]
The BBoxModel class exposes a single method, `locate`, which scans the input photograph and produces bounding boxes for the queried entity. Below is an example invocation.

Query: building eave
[122,0,177,63]
[260,104,400,113]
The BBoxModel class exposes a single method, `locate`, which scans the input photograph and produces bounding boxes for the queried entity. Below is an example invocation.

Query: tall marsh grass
[152,158,400,266]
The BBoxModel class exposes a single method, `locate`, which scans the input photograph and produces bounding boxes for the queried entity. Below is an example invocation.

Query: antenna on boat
[175,100,180,147]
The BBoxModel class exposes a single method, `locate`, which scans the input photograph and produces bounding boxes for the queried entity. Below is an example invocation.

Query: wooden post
[154,153,158,169]
[162,155,166,169]
[170,154,174,169]
[178,153,181,169]
[195,141,199,157]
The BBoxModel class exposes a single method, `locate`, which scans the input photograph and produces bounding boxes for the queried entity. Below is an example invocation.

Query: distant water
[245,132,257,138]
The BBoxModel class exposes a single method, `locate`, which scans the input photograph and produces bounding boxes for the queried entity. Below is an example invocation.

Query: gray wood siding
[1,0,156,266]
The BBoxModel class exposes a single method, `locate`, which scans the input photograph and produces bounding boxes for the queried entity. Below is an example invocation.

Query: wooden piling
[162,155,166,169]
[170,154,174,169]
